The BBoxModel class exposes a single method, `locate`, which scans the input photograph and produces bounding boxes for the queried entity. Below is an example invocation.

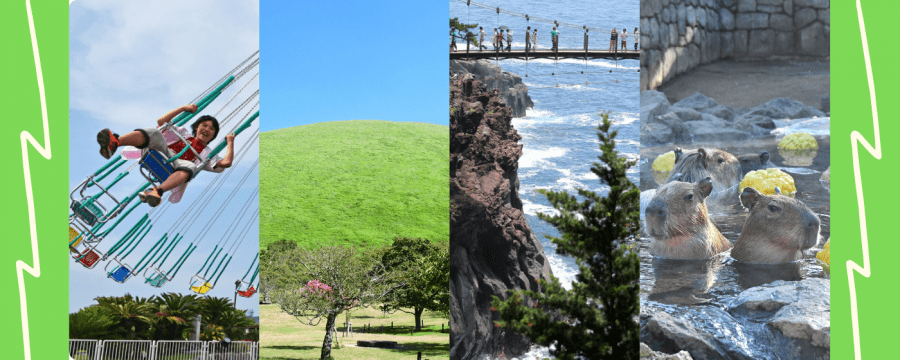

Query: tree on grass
[491,112,641,359]
[380,236,450,331]
[269,245,405,360]
[259,239,298,302]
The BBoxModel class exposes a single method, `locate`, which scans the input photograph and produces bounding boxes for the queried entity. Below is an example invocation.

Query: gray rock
[795,8,817,29]
[819,8,830,25]
[720,8,735,30]
[672,107,703,121]
[687,7,697,27]
[640,342,695,360]
[784,0,793,16]
[775,31,795,55]
[641,312,730,359]
[641,90,672,125]
[735,30,749,56]
[707,9,720,31]
[698,7,707,28]
[821,95,830,113]
[663,47,679,83]
[738,0,756,12]
[736,12,769,29]
[735,114,776,130]
[678,4,687,35]
[449,60,534,118]
[799,22,829,57]
[690,123,753,143]
[756,0,784,5]
[652,19,661,48]
[726,278,831,359]
[770,13,794,31]
[661,6,670,23]
[748,97,826,119]
[670,23,679,47]
[756,5,782,13]
[704,104,737,120]
[673,92,719,111]
[721,32,735,58]
[795,0,829,9]
[748,29,775,57]
[723,0,738,9]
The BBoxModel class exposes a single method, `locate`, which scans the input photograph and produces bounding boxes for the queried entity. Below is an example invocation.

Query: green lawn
[260,120,449,250]
[260,304,449,360]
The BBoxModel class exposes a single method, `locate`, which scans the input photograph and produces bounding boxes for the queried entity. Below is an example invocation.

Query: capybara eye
[741,159,749,163]
[684,193,693,201]
[768,204,780,212]
[717,158,725,164]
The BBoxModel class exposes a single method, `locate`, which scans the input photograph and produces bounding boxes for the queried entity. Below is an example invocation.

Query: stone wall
[640,0,829,90]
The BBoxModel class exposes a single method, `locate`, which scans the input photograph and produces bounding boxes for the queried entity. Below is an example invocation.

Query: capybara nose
[804,213,820,231]
[647,199,666,219]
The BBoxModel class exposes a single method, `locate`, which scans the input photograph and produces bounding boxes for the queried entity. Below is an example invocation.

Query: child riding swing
[96,104,236,207]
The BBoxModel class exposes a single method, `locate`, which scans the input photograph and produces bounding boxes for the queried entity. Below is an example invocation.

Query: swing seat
[76,248,101,268]
[69,226,82,254]
[190,281,213,294]
[108,265,132,283]
[140,149,175,184]
[143,267,171,288]
[70,199,104,226]
[237,286,257,298]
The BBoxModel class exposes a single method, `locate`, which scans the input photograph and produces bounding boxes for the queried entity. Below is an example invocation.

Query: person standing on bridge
[550,27,558,51]
[499,29,505,50]
[506,29,513,52]
[610,28,618,51]
[634,27,640,50]
[525,26,531,51]
[479,27,487,51]
[532,29,538,51]
[450,28,458,52]
[620,28,628,50]
[584,29,589,51]
[492,29,499,51]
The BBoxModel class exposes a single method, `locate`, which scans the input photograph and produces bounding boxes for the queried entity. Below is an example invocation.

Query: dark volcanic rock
[449,74,552,360]
[451,60,534,118]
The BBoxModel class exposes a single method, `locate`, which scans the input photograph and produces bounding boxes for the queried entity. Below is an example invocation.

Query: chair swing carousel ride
[69,51,262,298]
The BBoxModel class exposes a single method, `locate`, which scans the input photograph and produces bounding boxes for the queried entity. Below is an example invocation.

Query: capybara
[646,177,732,259]
[737,150,773,176]
[664,148,741,206]
[731,187,821,263]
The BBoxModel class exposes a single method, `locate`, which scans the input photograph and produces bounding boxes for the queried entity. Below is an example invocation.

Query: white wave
[511,345,553,360]
[519,146,568,168]
[525,108,557,118]
[556,177,587,191]
[547,252,578,290]
[521,198,559,217]
[498,57,639,70]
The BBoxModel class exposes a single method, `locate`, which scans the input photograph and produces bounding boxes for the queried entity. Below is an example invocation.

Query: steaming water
[638,119,831,359]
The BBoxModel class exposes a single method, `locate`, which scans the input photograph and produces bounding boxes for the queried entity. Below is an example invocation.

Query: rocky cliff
[450,60,534,118]
[449,74,552,360]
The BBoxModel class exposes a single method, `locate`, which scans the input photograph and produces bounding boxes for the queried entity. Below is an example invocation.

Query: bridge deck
[450,49,639,61]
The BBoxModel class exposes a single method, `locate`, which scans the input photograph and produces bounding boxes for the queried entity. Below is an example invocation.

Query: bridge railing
[68,339,259,360]
[453,31,639,53]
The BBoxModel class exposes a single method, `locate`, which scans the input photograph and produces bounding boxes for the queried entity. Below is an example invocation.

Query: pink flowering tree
[269,245,404,360]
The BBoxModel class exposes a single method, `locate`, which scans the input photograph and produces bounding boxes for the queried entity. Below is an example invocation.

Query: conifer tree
[491,112,640,359]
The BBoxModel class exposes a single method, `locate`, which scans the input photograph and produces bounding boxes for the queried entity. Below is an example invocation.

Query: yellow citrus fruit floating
[652,151,676,173]
[778,132,818,150]
[817,238,830,275]
[739,168,796,196]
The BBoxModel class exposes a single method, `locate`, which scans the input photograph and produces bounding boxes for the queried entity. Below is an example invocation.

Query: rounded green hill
[260,120,448,249]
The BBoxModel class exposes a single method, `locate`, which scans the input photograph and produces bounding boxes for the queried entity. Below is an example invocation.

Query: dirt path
[657,60,830,110]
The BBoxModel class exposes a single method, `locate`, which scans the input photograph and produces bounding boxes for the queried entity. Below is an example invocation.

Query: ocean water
[451,0,640,289]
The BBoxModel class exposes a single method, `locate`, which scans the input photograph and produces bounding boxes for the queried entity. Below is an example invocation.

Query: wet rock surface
[451,60,534,118]
[640,90,825,146]
[641,342,695,360]
[449,74,552,360]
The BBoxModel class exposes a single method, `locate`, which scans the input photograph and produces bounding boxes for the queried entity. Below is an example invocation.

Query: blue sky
[260,0,447,130]
[69,0,259,313]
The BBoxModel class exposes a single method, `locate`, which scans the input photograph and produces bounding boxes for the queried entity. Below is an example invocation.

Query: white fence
[69,339,258,360]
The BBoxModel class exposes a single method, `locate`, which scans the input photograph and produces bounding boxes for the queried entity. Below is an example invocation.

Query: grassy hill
[260,120,448,250]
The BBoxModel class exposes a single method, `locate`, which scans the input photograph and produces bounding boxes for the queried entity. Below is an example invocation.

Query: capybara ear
[673,172,684,182]
[774,186,782,195]
[698,148,707,159]
[698,177,714,199]
[674,148,683,163]
[740,187,762,210]
[759,151,770,165]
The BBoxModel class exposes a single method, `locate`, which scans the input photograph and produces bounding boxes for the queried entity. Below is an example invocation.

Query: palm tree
[69,306,121,340]
[151,292,200,340]
[199,296,234,326]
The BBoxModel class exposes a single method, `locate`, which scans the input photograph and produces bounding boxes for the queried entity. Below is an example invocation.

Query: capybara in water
[664,148,741,206]
[731,187,821,264]
[737,151,773,176]
[646,177,732,259]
